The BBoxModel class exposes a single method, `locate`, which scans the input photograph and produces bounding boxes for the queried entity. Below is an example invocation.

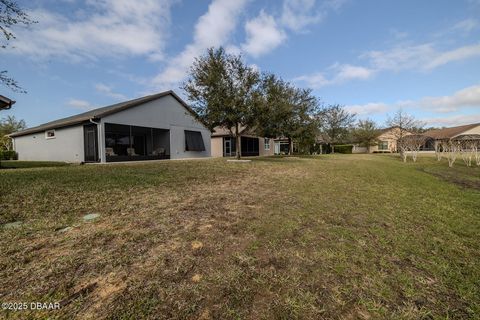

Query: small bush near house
[373,150,392,154]
[0,150,18,160]
[333,144,353,154]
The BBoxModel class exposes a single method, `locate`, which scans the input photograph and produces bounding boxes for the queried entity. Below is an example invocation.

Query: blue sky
[1,0,480,128]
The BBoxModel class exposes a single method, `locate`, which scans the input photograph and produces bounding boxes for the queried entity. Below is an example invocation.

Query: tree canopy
[0,115,25,150]
[182,47,262,159]
[386,109,424,161]
[1,0,36,92]
[254,74,320,154]
[352,119,379,152]
[317,104,356,145]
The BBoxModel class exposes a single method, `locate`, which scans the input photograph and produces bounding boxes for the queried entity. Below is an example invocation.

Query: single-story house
[211,126,290,157]
[0,95,15,110]
[353,127,412,153]
[9,91,211,163]
[423,123,480,146]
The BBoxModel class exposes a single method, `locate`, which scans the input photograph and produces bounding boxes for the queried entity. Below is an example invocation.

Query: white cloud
[11,0,173,61]
[363,44,436,71]
[294,63,375,88]
[401,84,480,113]
[424,44,480,69]
[281,0,324,32]
[452,18,478,32]
[242,11,286,57]
[332,63,375,82]
[293,72,329,88]
[296,41,480,88]
[345,84,480,123]
[344,103,389,116]
[363,43,480,72]
[67,99,95,110]
[95,83,127,101]
[423,114,480,127]
[152,0,249,90]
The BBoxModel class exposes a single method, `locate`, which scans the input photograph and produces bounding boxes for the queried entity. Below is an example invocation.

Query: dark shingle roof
[423,123,480,139]
[10,91,202,137]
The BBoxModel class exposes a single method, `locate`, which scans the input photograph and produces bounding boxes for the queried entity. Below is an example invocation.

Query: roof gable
[10,91,204,137]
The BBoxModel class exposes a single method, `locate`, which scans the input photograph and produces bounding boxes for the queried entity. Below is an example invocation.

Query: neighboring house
[0,95,15,110]
[10,91,211,163]
[353,127,412,153]
[423,123,480,148]
[372,127,411,153]
[211,126,275,157]
[211,126,293,157]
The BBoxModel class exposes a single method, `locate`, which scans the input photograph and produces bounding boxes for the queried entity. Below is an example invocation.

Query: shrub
[373,151,392,154]
[0,150,18,160]
[333,144,353,154]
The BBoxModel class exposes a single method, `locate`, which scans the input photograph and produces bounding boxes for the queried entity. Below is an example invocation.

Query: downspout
[89,118,100,125]
[89,118,102,162]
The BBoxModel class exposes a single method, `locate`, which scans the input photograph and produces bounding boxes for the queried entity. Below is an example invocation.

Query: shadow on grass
[0,161,71,169]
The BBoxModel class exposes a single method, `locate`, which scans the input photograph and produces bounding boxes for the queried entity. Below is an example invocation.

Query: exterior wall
[100,95,211,160]
[13,125,84,162]
[211,136,224,157]
[352,145,368,153]
[210,135,274,157]
[370,128,411,153]
[259,137,274,156]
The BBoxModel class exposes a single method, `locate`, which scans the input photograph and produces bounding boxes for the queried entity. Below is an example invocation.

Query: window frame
[184,130,206,152]
[378,141,389,150]
[264,138,270,151]
[45,129,56,139]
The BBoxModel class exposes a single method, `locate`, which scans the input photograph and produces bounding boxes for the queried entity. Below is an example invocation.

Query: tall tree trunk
[288,137,292,155]
[235,123,241,160]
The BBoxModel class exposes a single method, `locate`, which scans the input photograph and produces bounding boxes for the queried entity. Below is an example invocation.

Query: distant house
[353,127,412,153]
[10,91,211,163]
[423,123,480,146]
[0,95,15,110]
[352,123,480,154]
[211,126,292,157]
[211,126,274,157]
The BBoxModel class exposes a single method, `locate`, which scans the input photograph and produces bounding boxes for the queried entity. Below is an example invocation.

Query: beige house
[353,127,411,153]
[211,126,276,157]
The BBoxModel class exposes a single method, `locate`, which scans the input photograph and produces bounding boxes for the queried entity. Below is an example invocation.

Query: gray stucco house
[10,91,211,163]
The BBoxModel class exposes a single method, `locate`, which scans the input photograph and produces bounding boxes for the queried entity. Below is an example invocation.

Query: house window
[264,138,270,150]
[185,130,206,151]
[45,129,56,139]
[378,141,388,150]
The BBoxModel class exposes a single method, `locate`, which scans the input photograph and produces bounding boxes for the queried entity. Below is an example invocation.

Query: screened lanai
[104,123,170,162]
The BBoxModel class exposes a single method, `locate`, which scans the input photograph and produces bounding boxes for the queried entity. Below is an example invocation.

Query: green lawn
[0,160,70,169]
[0,155,479,319]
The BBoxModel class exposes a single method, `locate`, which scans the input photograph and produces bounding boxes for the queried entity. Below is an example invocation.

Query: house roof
[212,125,249,137]
[0,95,16,110]
[10,90,204,138]
[423,123,480,140]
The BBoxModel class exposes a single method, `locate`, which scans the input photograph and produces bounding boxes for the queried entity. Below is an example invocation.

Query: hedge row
[0,150,18,160]
[333,144,353,154]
